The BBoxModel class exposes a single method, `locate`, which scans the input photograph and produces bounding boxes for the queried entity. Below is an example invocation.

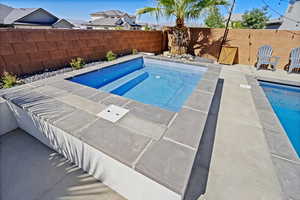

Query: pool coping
[246,75,300,200]
[0,54,221,199]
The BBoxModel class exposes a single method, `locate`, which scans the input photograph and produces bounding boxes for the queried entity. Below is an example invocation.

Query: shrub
[2,71,18,88]
[70,57,85,70]
[106,51,116,61]
[132,49,138,55]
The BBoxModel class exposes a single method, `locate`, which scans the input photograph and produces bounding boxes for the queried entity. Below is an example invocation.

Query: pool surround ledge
[246,75,300,200]
[0,54,221,200]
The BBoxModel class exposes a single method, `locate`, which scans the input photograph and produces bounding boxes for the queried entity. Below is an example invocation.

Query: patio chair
[288,47,300,73]
[256,45,280,71]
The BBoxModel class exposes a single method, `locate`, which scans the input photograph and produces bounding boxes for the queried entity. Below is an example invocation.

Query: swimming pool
[260,81,300,157]
[69,58,207,112]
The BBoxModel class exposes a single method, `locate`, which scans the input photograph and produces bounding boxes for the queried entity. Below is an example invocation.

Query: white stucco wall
[0,98,18,136]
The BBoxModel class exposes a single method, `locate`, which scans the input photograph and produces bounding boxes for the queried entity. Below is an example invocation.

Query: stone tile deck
[0,55,220,199]
[0,129,125,200]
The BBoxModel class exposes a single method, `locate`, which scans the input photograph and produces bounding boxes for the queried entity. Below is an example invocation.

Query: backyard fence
[0,29,163,75]
[0,28,299,76]
[189,28,300,69]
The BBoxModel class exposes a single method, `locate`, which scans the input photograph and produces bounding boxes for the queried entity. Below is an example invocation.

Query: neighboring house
[266,0,300,30]
[53,18,88,29]
[87,10,141,30]
[0,3,58,29]
[224,13,243,28]
[0,3,87,29]
[265,18,283,29]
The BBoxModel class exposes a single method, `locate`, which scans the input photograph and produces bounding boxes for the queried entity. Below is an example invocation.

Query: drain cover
[97,105,129,123]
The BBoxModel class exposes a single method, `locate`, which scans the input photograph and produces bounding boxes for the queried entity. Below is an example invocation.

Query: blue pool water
[260,81,300,157]
[69,58,206,112]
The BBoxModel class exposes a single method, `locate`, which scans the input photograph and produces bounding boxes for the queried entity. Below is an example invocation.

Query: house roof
[225,13,243,22]
[52,19,75,27]
[65,18,88,27]
[0,3,14,23]
[279,0,300,30]
[4,7,39,24]
[90,10,127,17]
[88,17,123,26]
[266,18,283,25]
[0,3,58,25]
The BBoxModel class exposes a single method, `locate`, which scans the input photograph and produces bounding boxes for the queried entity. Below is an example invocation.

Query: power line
[262,0,300,25]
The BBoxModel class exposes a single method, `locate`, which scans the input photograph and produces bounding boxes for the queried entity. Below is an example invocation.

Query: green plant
[115,26,124,30]
[143,24,151,31]
[132,49,138,55]
[70,57,85,70]
[231,21,244,29]
[2,71,17,88]
[137,0,228,55]
[242,7,269,29]
[106,51,117,61]
[204,6,225,28]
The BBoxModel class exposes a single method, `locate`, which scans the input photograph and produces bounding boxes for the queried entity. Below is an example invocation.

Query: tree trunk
[167,17,190,55]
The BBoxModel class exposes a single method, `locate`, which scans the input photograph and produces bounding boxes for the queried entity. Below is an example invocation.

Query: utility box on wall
[218,46,238,65]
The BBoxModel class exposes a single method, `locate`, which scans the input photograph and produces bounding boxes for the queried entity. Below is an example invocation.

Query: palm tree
[137,0,228,55]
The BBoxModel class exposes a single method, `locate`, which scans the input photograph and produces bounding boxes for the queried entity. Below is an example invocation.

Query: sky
[1,0,290,25]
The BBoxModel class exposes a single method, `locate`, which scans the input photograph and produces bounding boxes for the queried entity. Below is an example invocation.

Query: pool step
[100,70,147,93]
[112,72,149,96]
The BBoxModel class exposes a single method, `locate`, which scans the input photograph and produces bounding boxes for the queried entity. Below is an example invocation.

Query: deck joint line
[271,154,300,165]
[163,137,196,151]
[182,105,208,114]
[167,113,178,128]
[132,140,153,169]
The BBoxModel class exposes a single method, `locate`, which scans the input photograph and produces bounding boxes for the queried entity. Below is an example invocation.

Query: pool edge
[246,75,300,200]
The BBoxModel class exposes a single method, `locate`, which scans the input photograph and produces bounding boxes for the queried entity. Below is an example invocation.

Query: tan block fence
[0,29,164,75]
[0,28,299,76]
[189,28,300,69]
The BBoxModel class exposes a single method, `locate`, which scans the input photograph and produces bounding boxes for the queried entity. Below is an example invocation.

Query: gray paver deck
[135,139,196,194]
[54,110,98,137]
[124,101,175,126]
[101,94,130,106]
[164,108,207,149]
[184,91,213,113]
[0,129,126,200]
[58,94,106,115]
[78,118,151,167]
[117,112,167,140]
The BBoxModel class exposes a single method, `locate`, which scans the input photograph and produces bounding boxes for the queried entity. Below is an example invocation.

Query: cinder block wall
[189,28,300,69]
[0,29,164,75]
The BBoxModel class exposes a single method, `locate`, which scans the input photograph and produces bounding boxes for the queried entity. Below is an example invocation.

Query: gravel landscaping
[0,60,104,90]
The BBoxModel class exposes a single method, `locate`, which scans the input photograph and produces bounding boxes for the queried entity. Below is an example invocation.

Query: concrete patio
[0,128,125,200]
[199,65,300,200]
